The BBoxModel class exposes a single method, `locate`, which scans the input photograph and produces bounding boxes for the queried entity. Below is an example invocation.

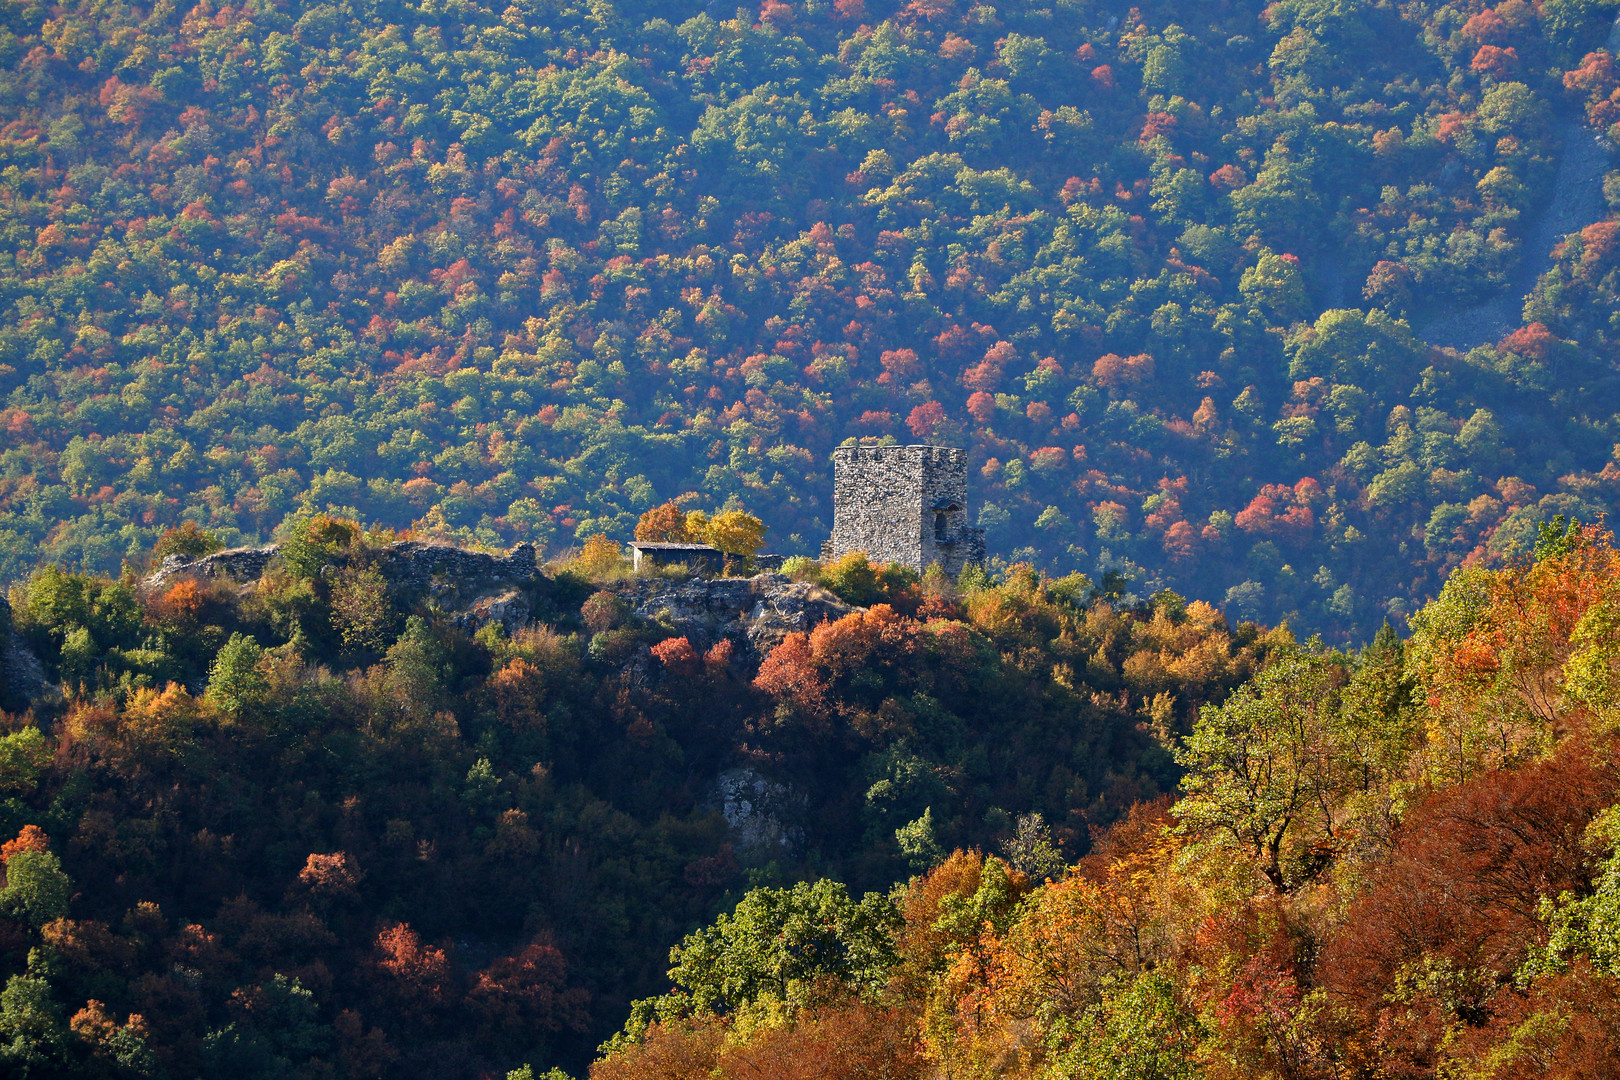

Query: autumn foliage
[0,0,1611,658]
[595,529,1620,1080]
[0,524,1291,1078]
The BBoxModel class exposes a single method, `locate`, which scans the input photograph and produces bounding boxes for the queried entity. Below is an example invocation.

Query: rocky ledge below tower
[614,573,854,661]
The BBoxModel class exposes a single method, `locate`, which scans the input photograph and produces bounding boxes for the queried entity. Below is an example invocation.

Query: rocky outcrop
[1,538,841,713]
[714,767,803,856]
[0,595,45,713]
[618,573,854,659]
[450,589,533,635]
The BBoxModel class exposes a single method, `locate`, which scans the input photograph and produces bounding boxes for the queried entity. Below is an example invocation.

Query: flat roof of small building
[626,541,721,552]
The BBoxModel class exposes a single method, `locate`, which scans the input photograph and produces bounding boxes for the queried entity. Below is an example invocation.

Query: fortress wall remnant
[372,540,538,590]
[147,545,279,588]
[144,541,539,592]
[827,444,985,577]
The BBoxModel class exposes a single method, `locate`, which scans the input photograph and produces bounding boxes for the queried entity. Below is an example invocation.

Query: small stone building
[627,541,724,575]
[823,444,986,576]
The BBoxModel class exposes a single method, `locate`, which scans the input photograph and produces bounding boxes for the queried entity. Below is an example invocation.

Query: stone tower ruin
[824,444,986,577]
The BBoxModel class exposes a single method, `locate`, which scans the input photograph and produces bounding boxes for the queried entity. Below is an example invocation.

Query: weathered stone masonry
[146,540,539,592]
[825,444,986,577]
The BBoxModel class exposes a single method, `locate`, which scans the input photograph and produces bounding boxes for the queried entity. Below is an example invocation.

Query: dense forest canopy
[0,521,1271,1077]
[8,0,1620,1073]
[591,522,1620,1080]
[1,501,1618,1079]
[0,0,1618,639]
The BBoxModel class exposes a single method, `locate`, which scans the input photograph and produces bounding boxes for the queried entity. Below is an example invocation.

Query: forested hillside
[592,522,1620,1080]
[3,0,1620,640]
[0,524,1267,1077]
[4,513,1616,1079]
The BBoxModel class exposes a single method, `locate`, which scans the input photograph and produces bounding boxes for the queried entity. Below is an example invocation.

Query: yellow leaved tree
[634,503,767,559]
[701,510,767,558]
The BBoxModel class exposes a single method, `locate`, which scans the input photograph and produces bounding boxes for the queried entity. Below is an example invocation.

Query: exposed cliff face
[715,766,804,856]
[0,595,46,713]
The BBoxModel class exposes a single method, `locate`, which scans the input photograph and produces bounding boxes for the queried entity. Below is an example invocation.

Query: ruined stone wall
[914,447,978,577]
[147,545,279,588]
[144,540,539,592]
[828,445,929,569]
[828,445,985,576]
[372,541,538,591]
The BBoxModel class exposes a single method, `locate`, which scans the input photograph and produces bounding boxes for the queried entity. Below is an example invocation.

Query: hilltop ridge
[140,532,855,667]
